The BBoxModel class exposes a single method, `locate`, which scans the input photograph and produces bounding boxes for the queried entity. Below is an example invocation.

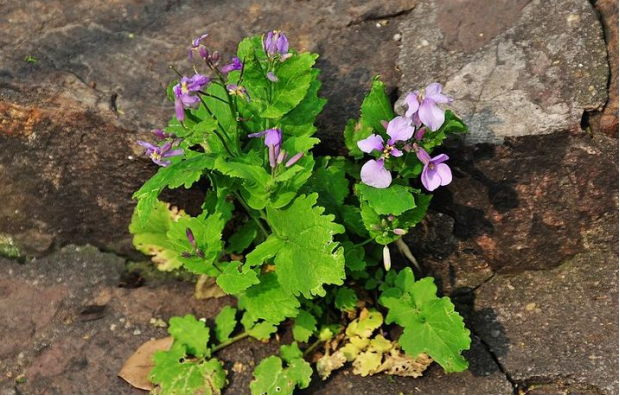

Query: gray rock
[398,0,609,144]
[473,250,619,394]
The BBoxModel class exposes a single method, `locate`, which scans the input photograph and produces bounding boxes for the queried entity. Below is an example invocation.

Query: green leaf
[292,310,317,343]
[239,272,300,324]
[250,355,312,395]
[166,213,226,275]
[133,154,215,225]
[343,242,367,271]
[335,287,358,312]
[245,236,282,267]
[341,204,367,237]
[214,156,272,210]
[215,306,238,343]
[267,194,346,298]
[281,69,326,129]
[262,53,318,118]
[167,315,210,358]
[343,119,373,159]
[129,201,183,271]
[399,193,432,229]
[226,221,258,254]
[248,321,278,341]
[216,261,260,295]
[150,346,227,395]
[356,183,416,216]
[280,342,303,364]
[306,157,350,217]
[379,268,471,373]
[360,76,395,133]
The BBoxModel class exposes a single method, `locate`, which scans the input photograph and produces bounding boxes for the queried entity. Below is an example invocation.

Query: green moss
[0,235,23,260]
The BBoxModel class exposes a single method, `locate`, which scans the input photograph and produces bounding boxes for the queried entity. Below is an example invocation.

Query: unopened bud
[387,215,395,222]
[285,152,304,167]
[196,249,205,259]
[181,251,192,258]
[380,120,389,130]
[186,227,196,248]
[393,228,406,235]
[383,245,391,271]
[276,150,287,165]
[199,46,209,60]
[415,127,427,140]
[210,51,220,64]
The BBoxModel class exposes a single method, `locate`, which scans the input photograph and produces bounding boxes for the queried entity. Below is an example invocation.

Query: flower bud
[383,245,391,271]
[285,152,304,167]
[276,150,287,165]
[393,228,406,235]
[186,227,196,248]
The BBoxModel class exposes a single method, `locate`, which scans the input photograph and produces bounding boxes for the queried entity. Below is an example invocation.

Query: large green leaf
[250,355,312,395]
[266,193,346,297]
[360,76,395,133]
[167,315,211,358]
[238,272,300,324]
[379,268,471,372]
[356,183,416,216]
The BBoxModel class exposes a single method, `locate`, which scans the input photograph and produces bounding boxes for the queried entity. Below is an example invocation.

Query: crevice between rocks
[473,327,520,394]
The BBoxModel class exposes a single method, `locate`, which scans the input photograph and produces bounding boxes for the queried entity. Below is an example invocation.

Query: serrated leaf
[167,315,210,358]
[166,213,226,275]
[342,242,367,271]
[250,356,312,395]
[341,204,367,237]
[216,261,260,295]
[379,268,471,373]
[150,347,226,395]
[356,183,416,216]
[215,306,237,343]
[261,53,317,118]
[292,310,317,343]
[306,157,350,217]
[129,201,183,271]
[239,272,300,324]
[335,287,358,312]
[344,119,374,159]
[133,154,215,225]
[214,156,272,210]
[280,342,303,364]
[360,77,395,133]
[399,193,432,228]
[248,321,277,340]
[266,194,346,298]
[226,221,258,254]
[281,69,326,129]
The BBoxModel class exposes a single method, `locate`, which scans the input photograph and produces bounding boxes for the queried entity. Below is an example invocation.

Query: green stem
[211,331,251,354]
[197,96,235,157]
[303,339,322,358]
[353,238,373,249]
[233,191,270,238]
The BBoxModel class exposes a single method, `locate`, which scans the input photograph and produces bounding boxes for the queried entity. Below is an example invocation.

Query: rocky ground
[0,0,618,394]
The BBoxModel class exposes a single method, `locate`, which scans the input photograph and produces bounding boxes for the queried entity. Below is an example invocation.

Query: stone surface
[473,250,619,394]
[0,0,414,253]
[399,0,609,144]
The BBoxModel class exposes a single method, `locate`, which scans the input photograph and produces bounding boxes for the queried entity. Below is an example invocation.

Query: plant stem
[233,191,270,238]
[211,331,251,354]
[197,96,235,157]
[353,238,374,249]
[303,339,322,358]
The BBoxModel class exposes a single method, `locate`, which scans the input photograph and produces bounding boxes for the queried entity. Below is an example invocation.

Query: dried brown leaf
[118,337,174,390]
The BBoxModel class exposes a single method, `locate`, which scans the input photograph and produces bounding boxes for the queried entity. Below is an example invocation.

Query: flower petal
[415,146,431,165]
[386,116,414,142]
[162,149,184,158]
[425,82,442,96]
[431,153,449,164]
[174,98,185,121]
[357,134,384,153]
[391,148,403,157]
[137,140,157,151]
[264,129,282,147]
[419,98,445,131]
[404,92,420,118]
[436,163,452,186]
[361,159,392,189]
[421,166,441,191]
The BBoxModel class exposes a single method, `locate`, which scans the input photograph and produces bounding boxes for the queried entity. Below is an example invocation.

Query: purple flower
[415,145,452,191]
[248,128,282,168]
[285,152,303,167]
[189,33,209,60]
[221,57,242,74]
[152,128,174,140]
[186,227,196,248]
[404,83,452,131]
[173,74,210,121]
[357,116,414,188]
[137,140,184,167]
[227,84,250,102]
[263,30,290,59]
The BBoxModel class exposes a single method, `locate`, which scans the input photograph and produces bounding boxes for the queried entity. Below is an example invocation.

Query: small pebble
[133,329,142,336]
[393,33,402,41]
[525,302,537,311]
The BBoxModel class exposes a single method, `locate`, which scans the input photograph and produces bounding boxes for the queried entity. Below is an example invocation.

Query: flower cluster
[358,83,453,191]
[248,128,303,169]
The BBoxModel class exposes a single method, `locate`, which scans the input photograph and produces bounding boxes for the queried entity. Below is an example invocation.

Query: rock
[398,0,609,144]
[589,0,619,136]
[0,0,414,253]
[473,250,619,394]
[430,131,618,272]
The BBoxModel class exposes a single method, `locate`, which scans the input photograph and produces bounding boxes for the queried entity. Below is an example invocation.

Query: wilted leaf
[316,350,346,380]
[118,337,174,391]
[195,275,227,300]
